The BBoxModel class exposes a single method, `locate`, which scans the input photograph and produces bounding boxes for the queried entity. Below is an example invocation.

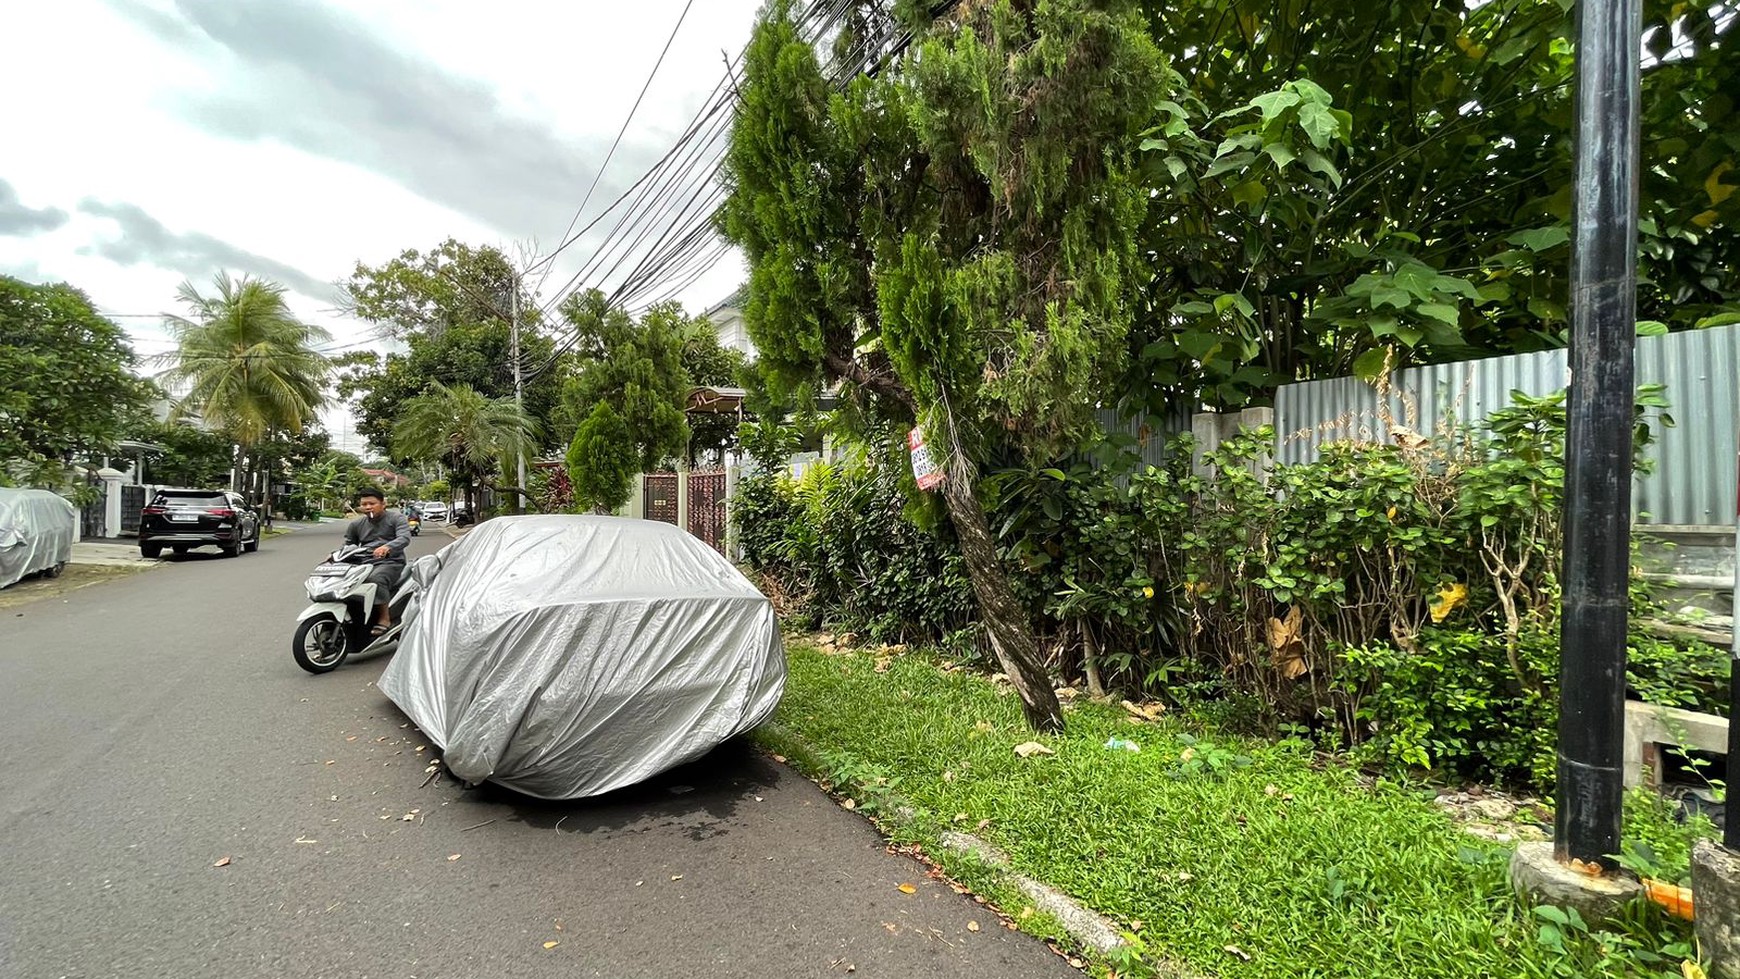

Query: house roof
[702,284,748,318]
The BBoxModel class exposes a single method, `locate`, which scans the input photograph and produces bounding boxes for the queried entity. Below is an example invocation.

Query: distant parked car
[420,500,449,523]
[139,488,260,559]
[0,487,77,589]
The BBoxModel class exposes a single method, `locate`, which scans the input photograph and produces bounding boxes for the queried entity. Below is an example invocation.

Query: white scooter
[292,544,415,674]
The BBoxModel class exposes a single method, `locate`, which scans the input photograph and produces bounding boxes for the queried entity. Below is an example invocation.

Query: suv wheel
[141,543,162,559]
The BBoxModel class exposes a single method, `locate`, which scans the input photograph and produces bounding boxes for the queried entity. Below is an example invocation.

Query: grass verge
[758,639,1710,979]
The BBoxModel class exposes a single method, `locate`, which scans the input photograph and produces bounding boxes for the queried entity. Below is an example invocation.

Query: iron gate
[120,484,146,535]
[643,473,679,525]
[80,474,105,538]
[687,469,727,554]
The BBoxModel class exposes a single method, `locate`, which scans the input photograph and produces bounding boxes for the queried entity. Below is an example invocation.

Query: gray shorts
[365,561,404,594]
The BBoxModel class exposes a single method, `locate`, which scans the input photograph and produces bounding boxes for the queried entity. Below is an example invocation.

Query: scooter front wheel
[293,614,351,674]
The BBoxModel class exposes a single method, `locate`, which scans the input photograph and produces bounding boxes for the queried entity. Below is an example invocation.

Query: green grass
[759,641,1706,979]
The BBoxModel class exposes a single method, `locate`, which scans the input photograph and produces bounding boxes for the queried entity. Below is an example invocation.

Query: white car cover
[378,515,786,799]
[0,488,77,589]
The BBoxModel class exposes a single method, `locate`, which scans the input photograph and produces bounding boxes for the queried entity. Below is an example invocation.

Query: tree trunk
[937,461,1064,732]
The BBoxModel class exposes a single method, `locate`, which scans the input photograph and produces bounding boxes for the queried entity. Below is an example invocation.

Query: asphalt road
[0,524,1078,979]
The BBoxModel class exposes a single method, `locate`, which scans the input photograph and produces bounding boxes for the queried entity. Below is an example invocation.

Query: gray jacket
[344,510,412,562]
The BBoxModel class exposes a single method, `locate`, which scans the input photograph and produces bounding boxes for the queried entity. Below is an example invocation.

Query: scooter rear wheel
[293,614,351,674]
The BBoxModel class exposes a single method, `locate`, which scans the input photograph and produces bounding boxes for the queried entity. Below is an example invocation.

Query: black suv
[139,488,261,559]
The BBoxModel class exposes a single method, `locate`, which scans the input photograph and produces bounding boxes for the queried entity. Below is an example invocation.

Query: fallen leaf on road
[324,760,335,766]
[671,875,683,881]
[447,854,461,861]
[542,941,559,950]
[841,798,857,810]
[213,856,231,868]
[401,814,415,822]
[967,921,980,932]
[345,736,357,742]
[294,837,318,844]
[897,883,916,894]
[772,754,787,763]
[1069,958,1085,968]
[1012,741,1054,759]
[883,922,899,934]
[416,746,426,752]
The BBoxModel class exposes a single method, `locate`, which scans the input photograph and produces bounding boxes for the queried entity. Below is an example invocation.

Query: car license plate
[170,513,198,522]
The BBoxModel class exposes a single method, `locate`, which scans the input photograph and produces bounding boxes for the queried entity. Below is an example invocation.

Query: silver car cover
[377,515,786,799]
[0,488,77,589]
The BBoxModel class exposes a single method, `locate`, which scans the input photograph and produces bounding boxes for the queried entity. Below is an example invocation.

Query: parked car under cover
[378,515,787,800]
[139,488,260,558]
[0,487,77,589]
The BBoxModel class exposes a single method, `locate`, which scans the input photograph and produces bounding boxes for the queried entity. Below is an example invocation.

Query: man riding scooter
[346,489,412,635]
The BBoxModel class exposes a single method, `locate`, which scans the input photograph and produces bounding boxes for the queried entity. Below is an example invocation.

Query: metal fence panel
[1272,323,1740,526]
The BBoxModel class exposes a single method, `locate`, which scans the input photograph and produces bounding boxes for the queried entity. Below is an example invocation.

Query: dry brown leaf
[897,883,917,894]
[212,856,231,868]
[942,770,955,782]
[841,798,857,810]
[671,875,683,881]
[447,854,461,862]
[1267,606,1309,680]
[1012,741,1055,759]
[975,819,992,831]
[345,736,357,742]
[542,941,559,950]
[1120,700,1166,721]
[967,920,980,932]
[1225,945,1252,962]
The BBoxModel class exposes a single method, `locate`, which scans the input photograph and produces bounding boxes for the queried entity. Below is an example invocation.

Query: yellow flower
[1386,505,1398,521]
[1142,586,1155,599]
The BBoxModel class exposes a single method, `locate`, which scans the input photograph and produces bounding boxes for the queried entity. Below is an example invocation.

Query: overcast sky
[0,0,765,453]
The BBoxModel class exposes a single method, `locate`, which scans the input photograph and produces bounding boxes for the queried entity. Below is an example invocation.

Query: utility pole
[1555,0,1641,867]
[511,272,527,515]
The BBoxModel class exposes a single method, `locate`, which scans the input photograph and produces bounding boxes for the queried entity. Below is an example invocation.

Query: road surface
[0,523,1077,979]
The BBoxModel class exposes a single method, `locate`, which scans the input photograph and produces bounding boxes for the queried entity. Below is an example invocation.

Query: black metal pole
[1555,0,1642,868]
[1728,489,1738,851]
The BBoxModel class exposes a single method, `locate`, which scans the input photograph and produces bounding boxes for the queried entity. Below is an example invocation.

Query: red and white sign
[908,426,944,491]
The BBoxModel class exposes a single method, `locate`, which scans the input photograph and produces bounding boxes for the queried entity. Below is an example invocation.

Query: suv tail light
[142,505,167,515]
[206,508,236,517]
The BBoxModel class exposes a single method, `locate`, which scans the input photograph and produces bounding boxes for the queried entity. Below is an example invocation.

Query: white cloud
[1,0,766,454]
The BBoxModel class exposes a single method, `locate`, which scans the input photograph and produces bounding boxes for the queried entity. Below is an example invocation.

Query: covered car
[0,487,77,589]
[378,514,786,799]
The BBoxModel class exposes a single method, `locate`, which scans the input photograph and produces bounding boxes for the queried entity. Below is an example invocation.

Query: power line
[529,0,699,299]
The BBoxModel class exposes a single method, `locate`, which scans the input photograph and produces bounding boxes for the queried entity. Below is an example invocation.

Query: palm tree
[391,381,538,517]
[159,273,330,508]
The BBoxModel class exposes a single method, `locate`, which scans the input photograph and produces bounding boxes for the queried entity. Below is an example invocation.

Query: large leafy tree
[340,239,562,461]
[1122,0,1739,411]
[391,381,539,515]
[158,273,329,511]
[554,291,694,511]
[131,421,235,488]
[721,0,1164,731]
[0,275,152,485]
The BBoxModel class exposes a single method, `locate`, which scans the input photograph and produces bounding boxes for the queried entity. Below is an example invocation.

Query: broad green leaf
[1372,286,1411,310]
[1231,179,1268,207]
[1263,142,1298,168]
[1298,148,1343,188]
[1635,320,1669,337]
[1249,89,1302,120]
[1416,303,1461,326]
[1392,262,1441,300]
[1213,292,1257,318]
[1204,151,1258,180]
[1352,347,1391,381]
[1177,329,1224,361]
[1694,311,1740,329]
[1297,102,1343,149]
[1505,226,1570,252]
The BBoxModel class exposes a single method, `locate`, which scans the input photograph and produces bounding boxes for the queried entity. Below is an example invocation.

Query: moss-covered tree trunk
[937,459,1063,732]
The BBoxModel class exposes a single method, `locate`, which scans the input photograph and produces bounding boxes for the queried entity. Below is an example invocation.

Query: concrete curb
[756,721,1191,973]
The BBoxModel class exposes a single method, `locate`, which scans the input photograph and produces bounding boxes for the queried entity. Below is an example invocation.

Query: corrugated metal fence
[1272,323,1740,526]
